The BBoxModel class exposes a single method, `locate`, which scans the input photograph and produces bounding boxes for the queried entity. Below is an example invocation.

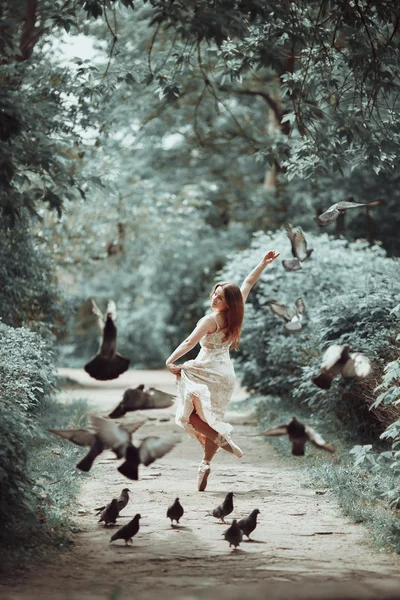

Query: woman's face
[211,286,228,312]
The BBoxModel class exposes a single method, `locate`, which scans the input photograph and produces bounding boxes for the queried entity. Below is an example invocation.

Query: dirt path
[3,369,400,600]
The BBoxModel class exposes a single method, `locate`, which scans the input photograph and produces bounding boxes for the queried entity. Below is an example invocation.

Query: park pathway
[2,368,400,600]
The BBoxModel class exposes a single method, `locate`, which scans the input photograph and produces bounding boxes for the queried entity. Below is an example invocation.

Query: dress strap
[209,314,220,332]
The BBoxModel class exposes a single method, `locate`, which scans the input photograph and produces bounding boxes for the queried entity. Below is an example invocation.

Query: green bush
[221,230,400,437]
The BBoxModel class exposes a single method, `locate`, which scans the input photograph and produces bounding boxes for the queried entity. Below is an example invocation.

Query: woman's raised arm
[240,250,280,304]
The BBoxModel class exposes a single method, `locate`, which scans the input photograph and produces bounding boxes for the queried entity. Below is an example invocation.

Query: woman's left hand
[262,249,280,265]
[166,362,181,376]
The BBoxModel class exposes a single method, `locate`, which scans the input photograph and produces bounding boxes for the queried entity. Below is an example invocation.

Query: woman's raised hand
[262,249,280,265]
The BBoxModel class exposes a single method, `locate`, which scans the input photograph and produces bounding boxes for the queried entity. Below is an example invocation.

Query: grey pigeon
[109,385,175,418]
[95,487,131,516]
[315,197,384,227]
[224,519,243,551]
[211,492,234,524]
[98,498,119,526]
[237,509,260,540]
[285,223,313,262]
[110,513,141,545]
[49,417,146,472]
[282,258,302,272]
[167,497,184,525]
[84,303,130,380]
[267,298,305,332]
[257,416,335,456]
[312,344,372,390]
[90,415,178,480]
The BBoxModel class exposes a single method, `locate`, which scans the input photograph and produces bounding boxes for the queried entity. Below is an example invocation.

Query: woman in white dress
[166,249,280,491]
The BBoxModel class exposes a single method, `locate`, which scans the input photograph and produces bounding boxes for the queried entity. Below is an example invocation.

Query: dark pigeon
[109,385,175,418]
[116,436,178,481]
[98,498,119,527]
[95,487,131,516]
[257,416,335,456]
[224,519,243,551]
[237,509,260,540]
[84,310,130,381]
[211,492,234,524]
[167,497,184,526]
[312,344,371,390]
[315,197,384,227]
[110,514,141,545]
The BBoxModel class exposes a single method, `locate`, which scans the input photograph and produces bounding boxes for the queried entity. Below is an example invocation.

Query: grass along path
[1,368,400,600]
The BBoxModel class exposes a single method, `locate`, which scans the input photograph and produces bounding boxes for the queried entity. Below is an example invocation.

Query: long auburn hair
[210,282,244,350]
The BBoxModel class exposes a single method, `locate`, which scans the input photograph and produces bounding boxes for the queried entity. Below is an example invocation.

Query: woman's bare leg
[189,412,234,454]
[203,437,219,462]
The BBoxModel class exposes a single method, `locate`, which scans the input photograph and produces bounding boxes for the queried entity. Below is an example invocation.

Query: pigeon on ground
[95,488,131,516]
[285,223,313,262]
[237,509,260,540]
[98,498,119,526]
[267,298,305,332]
[84,300,130,381]
[90,415,178,480]
[257,416,335,456]
[312,344,372,390]
[108,385,175,418]
[211,492,234,524]
[49,417,146,472]
[110,514,141,545]
[315,197,384,227]
[224,519,243,551]
[167,497,184,526]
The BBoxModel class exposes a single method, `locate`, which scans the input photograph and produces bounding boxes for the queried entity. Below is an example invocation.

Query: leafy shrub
[0,322,85,567]
[221,230,400,438]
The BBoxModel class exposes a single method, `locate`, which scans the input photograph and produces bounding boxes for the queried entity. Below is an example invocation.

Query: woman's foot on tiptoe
[197,460,211,491]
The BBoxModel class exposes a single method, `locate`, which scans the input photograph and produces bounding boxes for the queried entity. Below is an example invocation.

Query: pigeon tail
[84,354,130,381]
[291,441,306,456]
[312,372,333,390]
[108,405,126,419]
[118,459,139,481]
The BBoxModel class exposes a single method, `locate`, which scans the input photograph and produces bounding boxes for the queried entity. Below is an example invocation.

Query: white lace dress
[175,316,236,447]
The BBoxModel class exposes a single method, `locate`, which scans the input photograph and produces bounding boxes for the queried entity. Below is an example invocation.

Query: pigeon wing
[284,223,296,257]
[321,345,345,371]
[293,230,312,262]
[267,301,296,322]
[305,425,335,453]
[282,258,302,271]
[90,415,130,450]
[342,353,371,378]
[295,297,305,315]
[122,419,148,434]
[258,425,289,437]
[138,436,177,466]
[48,429,95,448]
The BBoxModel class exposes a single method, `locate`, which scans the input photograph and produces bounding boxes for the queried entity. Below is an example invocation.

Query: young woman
[166,249,280,491]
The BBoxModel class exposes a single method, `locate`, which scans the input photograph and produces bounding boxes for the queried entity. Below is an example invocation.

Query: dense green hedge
[222,230,400,437]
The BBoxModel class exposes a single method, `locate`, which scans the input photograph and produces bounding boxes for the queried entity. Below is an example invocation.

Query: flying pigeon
[110,514,141,545]
[312,344,372,390]
[84,300,130,381]
[98,498,119,527]
[166,498,184,526]
[210,492,234,524]
[315,197,384,227]
[49,417,146,472]
[237,509,260,540]
[223,519,243,551]
[108,385,175,418]
[267,298,305,332]
[95,488,131,516]
[285,223,313,262]
[257,416,335,456]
